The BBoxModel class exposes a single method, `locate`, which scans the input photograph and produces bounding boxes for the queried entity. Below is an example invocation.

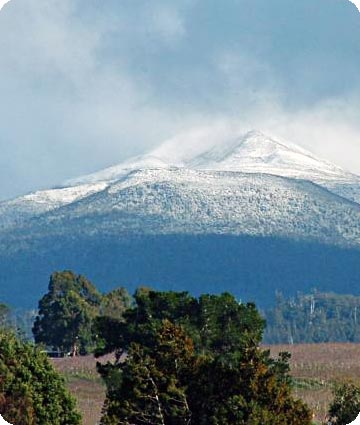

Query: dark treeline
[4,274,360,348]
[264,291,360,344]
[2,271,360,424]
[3,234,360,311]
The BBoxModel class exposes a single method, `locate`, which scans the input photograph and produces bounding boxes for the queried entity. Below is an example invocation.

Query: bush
[328,382,360,425]
[0,329,81,425]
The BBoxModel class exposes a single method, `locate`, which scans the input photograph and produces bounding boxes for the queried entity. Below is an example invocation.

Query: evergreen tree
[188,349,311,424]
[328,382,360,424]
[97,290,312,424]
[33,271,102,354]
[100,287,133,319]
[264,291,360,344]
[100,321,193,425]
[0,329,81,425]
[0,303,10,328]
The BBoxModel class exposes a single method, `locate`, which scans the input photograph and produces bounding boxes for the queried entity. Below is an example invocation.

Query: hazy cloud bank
[0,0,360,199]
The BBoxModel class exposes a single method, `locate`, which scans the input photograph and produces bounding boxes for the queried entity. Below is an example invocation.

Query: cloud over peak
[0,0,360,200]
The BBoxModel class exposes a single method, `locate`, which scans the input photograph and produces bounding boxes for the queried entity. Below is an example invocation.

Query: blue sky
[0,0,360,199]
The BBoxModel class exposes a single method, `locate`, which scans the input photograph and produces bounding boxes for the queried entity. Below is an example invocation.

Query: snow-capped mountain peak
[187,130,350,181]
[2,129,360,231]
[65,129,356,188]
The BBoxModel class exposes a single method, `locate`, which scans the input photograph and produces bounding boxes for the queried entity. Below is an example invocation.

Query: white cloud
[0,0,360,200]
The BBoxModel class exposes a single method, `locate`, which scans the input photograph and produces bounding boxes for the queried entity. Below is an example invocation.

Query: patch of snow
[30,167,360,248]
[22,182,109,205]
[0,182,109,228]
[2,129,360,233]
[65,155,176,186]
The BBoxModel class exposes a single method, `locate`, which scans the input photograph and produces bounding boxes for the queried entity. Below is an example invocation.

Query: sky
[0,0,360,200]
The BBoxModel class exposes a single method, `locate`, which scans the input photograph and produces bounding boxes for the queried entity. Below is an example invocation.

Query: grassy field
[53,344,360,425]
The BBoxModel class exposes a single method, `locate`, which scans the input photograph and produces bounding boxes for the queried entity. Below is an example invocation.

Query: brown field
[51,354,113,425]
[266,343,360,424]
[53,344,360,425]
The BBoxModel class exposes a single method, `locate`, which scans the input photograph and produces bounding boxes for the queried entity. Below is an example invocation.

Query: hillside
[1,130,360,308]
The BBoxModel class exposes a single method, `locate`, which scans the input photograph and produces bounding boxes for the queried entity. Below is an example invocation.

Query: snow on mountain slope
[187,130,354,182]
[5,168,359,250]
[63,130,356,186]
[60,130,360,203]
[0,182,108,228]
[1,129,360,234]
[66,155,174,186]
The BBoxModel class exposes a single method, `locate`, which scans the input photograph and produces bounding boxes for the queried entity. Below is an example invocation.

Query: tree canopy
[328,382,360,424]
[0,328,81,425]
[33,271,131,355]
[96,289,312,424]
[264,291,360,344]
[0,303,10,328]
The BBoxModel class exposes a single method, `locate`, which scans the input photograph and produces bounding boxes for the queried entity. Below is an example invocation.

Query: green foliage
[197,294,264,354]
[0,303,10,328]
[33,271,132,355]
[100,287,133,319]
[328,382,360,424]
[0,328,81,425]
[33,271,102,354]
[97,290,312,424]
[264,291,360,344]
[95,290,265,358]
[188,349,311,424]
[100,320,194,425]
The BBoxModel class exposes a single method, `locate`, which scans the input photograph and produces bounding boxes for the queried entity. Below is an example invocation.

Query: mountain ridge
[65,130,358,186]
[2,129,360,308]
[2,129,360,230]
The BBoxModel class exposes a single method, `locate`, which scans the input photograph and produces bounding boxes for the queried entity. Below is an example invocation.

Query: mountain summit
[188,130,352,182]
[67,130,356,186]
[1,130,360,230]
[1,129,360,308]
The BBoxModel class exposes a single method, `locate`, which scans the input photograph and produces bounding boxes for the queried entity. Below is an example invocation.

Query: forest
[1,271,360,424]
[264,291,360,344]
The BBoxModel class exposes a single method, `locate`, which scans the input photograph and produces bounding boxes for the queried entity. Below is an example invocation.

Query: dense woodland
[264,291,360,344]
[1,271,360,424]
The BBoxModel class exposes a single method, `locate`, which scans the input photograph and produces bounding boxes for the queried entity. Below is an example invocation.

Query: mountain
[1,130,360,308]
[66,129,360,186]
[3,130,360,227]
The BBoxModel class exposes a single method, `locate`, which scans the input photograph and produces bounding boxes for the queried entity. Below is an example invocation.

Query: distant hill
[1,130,360,308]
